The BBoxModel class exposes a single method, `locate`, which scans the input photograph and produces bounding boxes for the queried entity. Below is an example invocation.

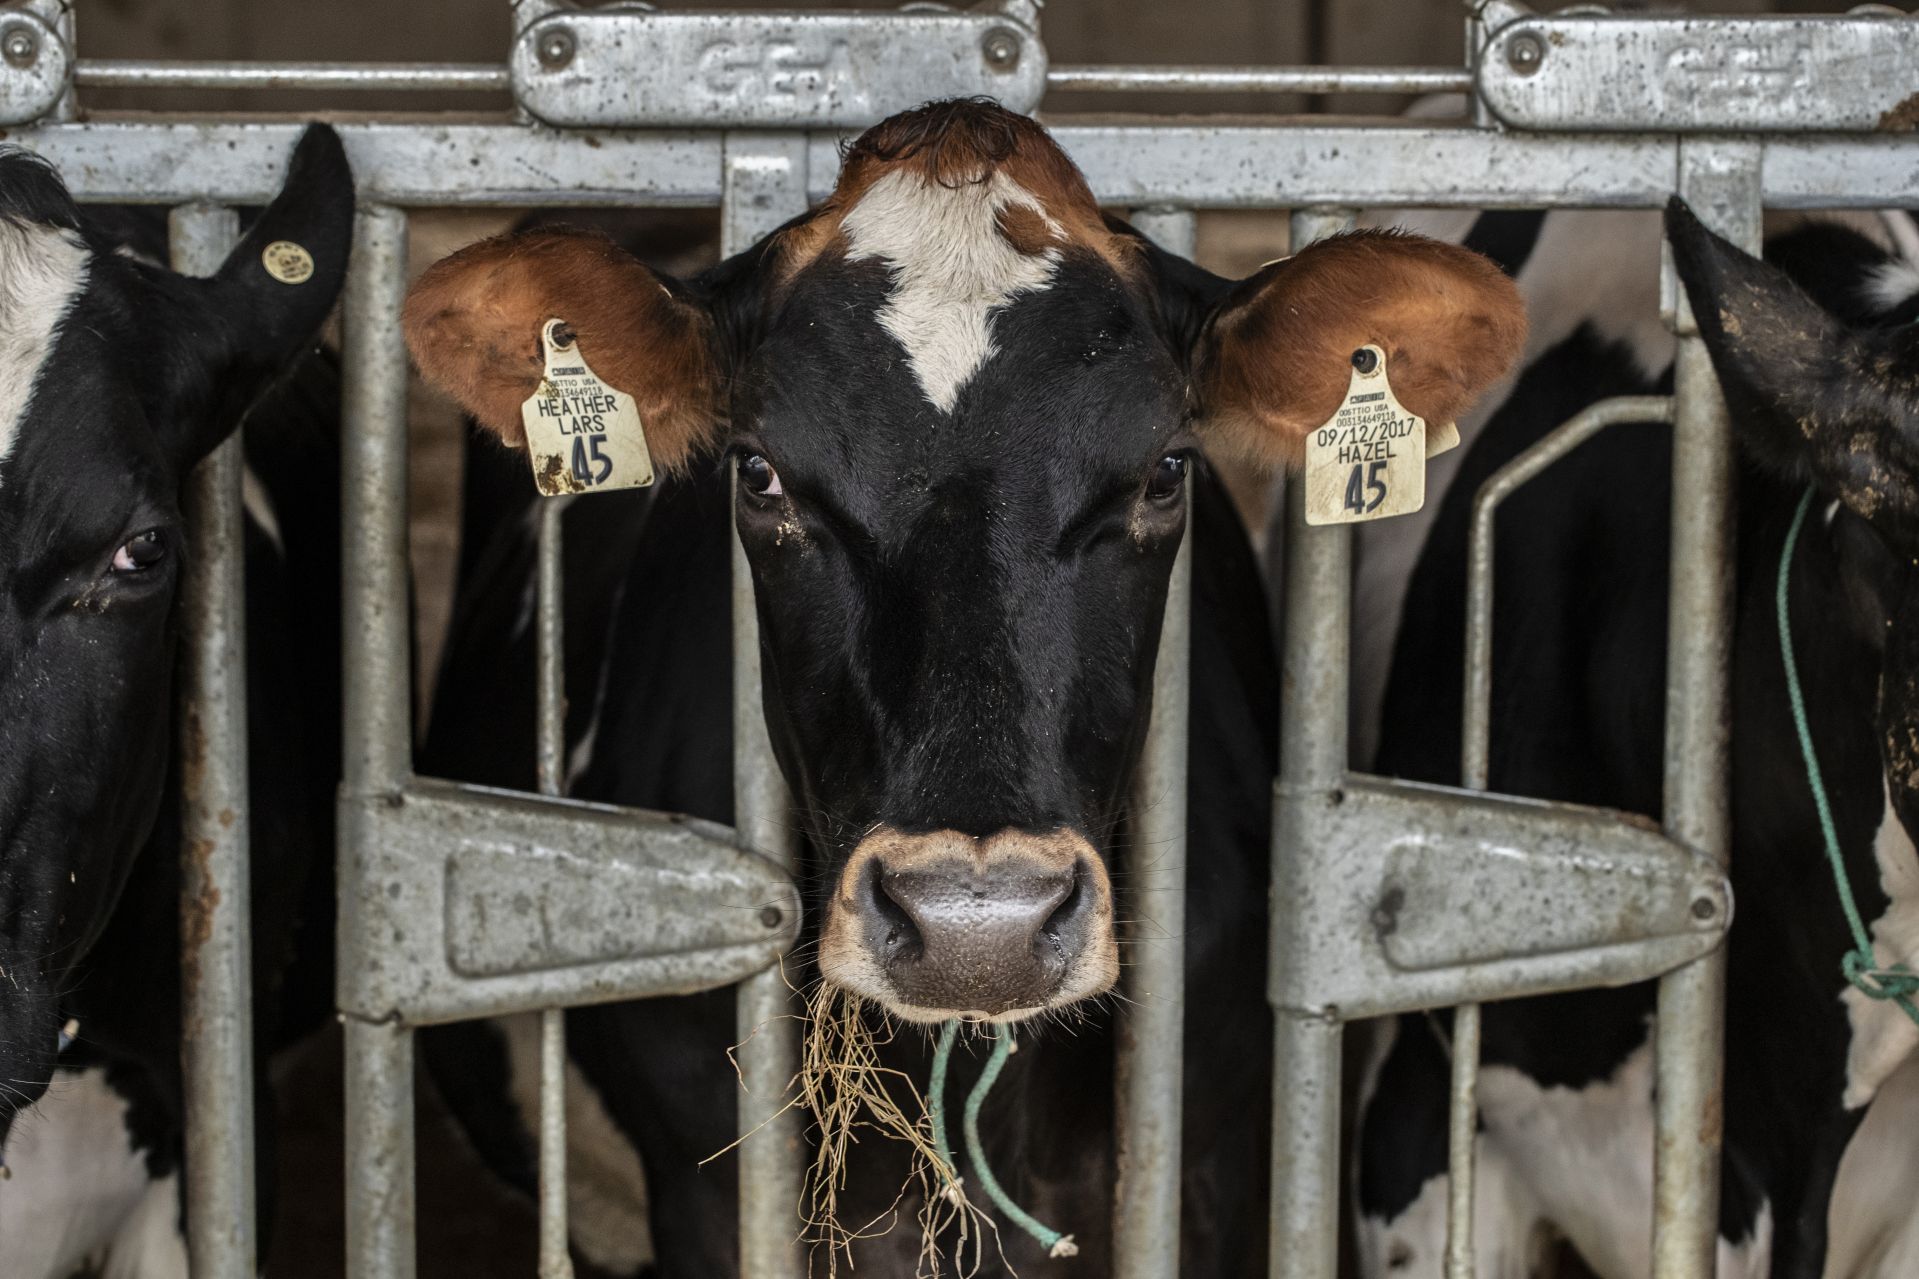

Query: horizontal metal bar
[76,60,510,92]
[1269,776,1729,1021]
[14,119,1915,210]
[1047,64,1472,94]
[338,778,799,1026]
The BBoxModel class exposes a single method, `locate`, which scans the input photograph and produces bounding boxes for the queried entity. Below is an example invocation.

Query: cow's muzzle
[819,827,1118,1022]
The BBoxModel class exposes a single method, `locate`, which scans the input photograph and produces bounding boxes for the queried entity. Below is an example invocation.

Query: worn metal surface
[173,202,257,1279]
[1479,11,1919,133]
[4,119,1916,210]
[724,142,811,1279]
[76,59,509,91]
[1114,273,1195,1279]
[338,203,417,1279]
[1651,141,1760,1279]
[1047,64,1471,94]
[1268,207,1355,1279]
[534,499,573,1279]
[511,4,1045,129]
[0,2,70,126]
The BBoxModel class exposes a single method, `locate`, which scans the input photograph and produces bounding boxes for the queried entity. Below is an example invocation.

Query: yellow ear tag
[518,319,655,498]
[261,240,314,284]
[1303,345,1445,525]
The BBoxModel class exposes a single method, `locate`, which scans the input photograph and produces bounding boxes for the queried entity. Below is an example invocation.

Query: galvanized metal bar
[1047,64,1472,94]
[1126,205,1198,258]
[77,59,511,92]
[339,201,417,1279]
[1652,142,1760,1279]
[1269,207,1356,1279]
[535,497,573,1279]
[725,134,809,1279]
[1442,1002,1481,1279]
[1115,450,1194,1278]
[172,201,256,1279]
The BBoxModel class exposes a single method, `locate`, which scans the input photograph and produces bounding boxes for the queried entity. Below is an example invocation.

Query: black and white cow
[0,128,352,1275]
[1354,203,1919,1278]
[404,99,1524,1275]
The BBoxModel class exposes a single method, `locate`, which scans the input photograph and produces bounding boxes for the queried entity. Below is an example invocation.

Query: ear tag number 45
[519,318,656,498]
[1302,345,1458,526]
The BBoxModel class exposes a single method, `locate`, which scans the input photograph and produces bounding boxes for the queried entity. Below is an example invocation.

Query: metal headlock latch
[1270,776,1731,1020]
[0,0,70,126]
[338,779,800,1026]
[509,0,1047,130]
[1475,2,1919,133]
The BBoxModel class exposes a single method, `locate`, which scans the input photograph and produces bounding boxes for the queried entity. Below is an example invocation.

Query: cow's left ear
[1191,230,1525,469]
[160,123,355,468]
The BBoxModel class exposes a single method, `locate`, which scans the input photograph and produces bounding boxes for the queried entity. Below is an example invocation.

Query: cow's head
[407,100,1522,1022]
[0,126,351,1140]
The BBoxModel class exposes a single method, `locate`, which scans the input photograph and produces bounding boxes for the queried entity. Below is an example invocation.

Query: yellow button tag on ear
[261,240,315,284]
[1303,345,1447,526]
[519,318,655,498]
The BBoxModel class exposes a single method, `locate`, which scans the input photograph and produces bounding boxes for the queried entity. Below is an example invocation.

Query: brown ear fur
[402,228,721,471]
[1195,230,1526,469]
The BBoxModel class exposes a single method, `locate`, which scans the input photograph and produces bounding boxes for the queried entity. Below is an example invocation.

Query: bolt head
[2,26,38,70]
[1506,31,1545,76]
[537,27,576,72]
[981,28,1021,72]
[760,904,784,930]
[1691,895,1718,922]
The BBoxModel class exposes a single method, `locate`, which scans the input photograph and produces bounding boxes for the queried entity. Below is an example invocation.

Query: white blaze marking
[0,216,91,490]
[841,168,1062,413]
[0,1066,173,1279]
[1841,781,1919,1110]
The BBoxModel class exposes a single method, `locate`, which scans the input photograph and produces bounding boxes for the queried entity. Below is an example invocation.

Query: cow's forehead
[0,217,91,494]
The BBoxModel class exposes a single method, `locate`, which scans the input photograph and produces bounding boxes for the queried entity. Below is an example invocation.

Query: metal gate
[6,0,1918,1274]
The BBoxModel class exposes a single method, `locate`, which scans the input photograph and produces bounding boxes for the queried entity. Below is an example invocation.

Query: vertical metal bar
[1268,206,1354,1279]
[1651,142,1759,1279]
[173,202,256,1279]
[535,498,574,1278]
[724,133,810,1279]
[1441,1003,1481,1279]
[1128,205,1197,259]
[340,201,418,1279]
[1115,479,1194,1276]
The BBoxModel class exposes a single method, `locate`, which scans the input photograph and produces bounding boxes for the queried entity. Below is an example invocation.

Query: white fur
[498,1012,653,1274]
[1863,259,1919,315]
[240,463,283,556]
[1841,782,1919,1110]
[841,168,1061,413]
[0,1067,184,1279]
[1826,1054,1919,1278]
[1349,209,1673,768]
[1355,1148,1549,1279]
[0,216,90,489]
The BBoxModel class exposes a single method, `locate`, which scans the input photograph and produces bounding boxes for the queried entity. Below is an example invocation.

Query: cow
[0,128,353,1275]
[1353,202,1919,1278]
[404,97,1524,1275]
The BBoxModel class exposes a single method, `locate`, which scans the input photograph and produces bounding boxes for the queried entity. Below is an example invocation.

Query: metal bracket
[510,1,1047,130]
[1477,10,1919,133]
[338,778,800,1026]
[0,1,71,126]
[1270,775,1730,1020]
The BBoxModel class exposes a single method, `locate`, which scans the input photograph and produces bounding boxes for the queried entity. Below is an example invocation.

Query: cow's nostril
[870,861,921,958]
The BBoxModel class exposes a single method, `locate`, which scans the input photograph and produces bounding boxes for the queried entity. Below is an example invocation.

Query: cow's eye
[740,453,783,498]
[110,529,167,574]
[1145,454,1186,502]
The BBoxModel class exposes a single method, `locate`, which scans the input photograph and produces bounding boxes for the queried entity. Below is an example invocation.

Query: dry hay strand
[797,985,1002,1278]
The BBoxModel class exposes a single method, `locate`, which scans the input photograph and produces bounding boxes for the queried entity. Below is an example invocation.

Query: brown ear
[1193,229,1526,468]
[403,228,721,471]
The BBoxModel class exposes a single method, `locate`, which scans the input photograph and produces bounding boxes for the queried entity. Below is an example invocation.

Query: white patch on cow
[1349,208,1673,768]
[1354,1148,1549,1279]
[1841,781,1919,1110]
[498,1011,654,1274]
[1472,1037,1770,1279]
[98,1171,187,1279]
[1863,258,1919,315]
[240,463,284,557]
[1826,1053,1919,1278]
[841,168,1062,413]
[0,1066,168,1279]
[0,217,90,489]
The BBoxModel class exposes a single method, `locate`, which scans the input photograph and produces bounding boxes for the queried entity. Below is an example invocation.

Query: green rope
[928,1019,1078,1259]
[1777,487,1919,1027]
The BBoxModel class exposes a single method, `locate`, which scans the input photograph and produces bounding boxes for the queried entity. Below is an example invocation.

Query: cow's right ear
[403,228,722,471]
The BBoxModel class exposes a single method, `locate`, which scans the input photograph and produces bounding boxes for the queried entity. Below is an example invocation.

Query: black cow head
[407,100,1523,1023]
[0,126,352,1141]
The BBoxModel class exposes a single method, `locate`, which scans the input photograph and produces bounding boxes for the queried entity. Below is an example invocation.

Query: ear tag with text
[519,318,655,497]
[1304,345,1438,525]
